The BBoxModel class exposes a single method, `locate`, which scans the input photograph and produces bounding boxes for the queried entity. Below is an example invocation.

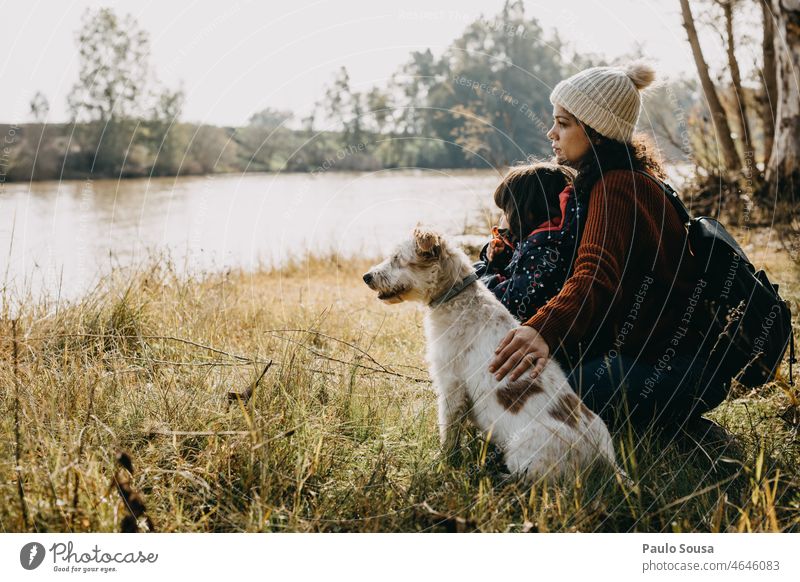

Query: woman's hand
[489,326,550,382]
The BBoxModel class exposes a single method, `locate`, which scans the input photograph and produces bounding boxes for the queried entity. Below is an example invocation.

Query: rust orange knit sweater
[524,169,700,363]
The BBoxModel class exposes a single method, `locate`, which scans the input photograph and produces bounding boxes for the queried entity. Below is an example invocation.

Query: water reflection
[0,169,499,299]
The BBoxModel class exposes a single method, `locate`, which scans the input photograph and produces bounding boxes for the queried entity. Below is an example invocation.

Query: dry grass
[0,240,798,532]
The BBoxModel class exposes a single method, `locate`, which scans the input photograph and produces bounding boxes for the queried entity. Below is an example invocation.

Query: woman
[489,63,731,433]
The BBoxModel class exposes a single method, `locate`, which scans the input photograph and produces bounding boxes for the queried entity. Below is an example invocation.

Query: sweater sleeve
[523,171,640,352]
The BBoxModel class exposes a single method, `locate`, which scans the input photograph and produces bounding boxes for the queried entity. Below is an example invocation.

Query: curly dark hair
[571,124,666,197]
[493,162,576,241]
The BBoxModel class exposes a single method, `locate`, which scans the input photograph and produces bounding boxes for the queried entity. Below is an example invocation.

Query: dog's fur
[363,227,618,482]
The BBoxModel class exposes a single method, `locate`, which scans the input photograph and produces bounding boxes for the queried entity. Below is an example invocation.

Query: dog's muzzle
[362,272,374,286]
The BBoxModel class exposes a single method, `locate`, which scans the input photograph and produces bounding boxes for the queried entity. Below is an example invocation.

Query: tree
[323,67,351,135]
[365,88,391,134]
[67,8,150,122]
[679,0,742,173]
[320,66,368,145]
[428,0,564,166]
[248,108,293,129]
[450,100,509,168]
[187,126,236,174]
[66,8,151,175]
[29,91,49,123]
[348,91,365,144]
[390,48,443,136]
[149,87,186,175]
[760,0,778,162]
[764,0,800,205]
[719,0,753,156]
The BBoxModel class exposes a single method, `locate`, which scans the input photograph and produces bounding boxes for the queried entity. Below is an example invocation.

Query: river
[0,169,501,301]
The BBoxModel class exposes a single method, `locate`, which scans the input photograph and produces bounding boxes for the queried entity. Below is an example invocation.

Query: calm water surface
[0,169,500,300]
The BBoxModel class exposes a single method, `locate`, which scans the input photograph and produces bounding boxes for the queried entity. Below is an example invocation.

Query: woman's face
[546,104,592,166]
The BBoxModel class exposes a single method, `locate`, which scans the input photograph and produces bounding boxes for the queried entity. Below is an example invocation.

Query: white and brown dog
[363,227,619,482]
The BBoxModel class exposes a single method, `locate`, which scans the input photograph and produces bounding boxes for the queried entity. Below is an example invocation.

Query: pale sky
[0,0,740,126]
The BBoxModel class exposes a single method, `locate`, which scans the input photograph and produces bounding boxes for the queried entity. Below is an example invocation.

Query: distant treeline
[2,1,752,184]
[0,88,700,183]
[0,120,478,182]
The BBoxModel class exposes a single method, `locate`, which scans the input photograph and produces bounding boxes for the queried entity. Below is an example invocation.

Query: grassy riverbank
[1,230,798,532]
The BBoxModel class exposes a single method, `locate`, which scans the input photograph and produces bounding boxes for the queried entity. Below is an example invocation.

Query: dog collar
[429,272,479,308]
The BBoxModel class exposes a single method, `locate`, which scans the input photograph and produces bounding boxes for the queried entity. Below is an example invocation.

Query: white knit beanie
[549,63,655,143]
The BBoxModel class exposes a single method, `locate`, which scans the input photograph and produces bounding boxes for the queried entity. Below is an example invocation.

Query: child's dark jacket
[475,186,585,323]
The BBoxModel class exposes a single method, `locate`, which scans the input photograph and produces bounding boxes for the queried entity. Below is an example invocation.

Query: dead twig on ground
[111,450,154,533]
[227,361,273,406]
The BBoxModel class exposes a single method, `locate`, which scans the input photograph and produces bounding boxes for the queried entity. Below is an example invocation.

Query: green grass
[1,239,798,532]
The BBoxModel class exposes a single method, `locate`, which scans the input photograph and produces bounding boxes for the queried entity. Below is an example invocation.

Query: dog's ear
[413,227,442,258]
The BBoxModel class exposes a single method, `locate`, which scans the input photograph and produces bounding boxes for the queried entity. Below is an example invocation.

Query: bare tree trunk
[761,0,778,163]
[722,0,753,156]
[679,0,742,173]
[765,0,800,205]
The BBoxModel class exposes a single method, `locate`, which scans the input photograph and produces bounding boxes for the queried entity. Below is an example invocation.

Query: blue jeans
[566,352,730,431]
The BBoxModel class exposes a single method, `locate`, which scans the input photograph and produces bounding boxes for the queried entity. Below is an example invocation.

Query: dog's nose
[362,272,373,285]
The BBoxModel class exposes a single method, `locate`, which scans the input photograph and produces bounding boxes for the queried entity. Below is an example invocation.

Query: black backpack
[635,171,795,388]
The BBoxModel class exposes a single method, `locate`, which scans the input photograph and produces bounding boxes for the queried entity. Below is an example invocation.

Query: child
[476,162,583,323]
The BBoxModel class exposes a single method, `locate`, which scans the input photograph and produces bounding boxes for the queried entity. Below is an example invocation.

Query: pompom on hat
[549,62,655,143]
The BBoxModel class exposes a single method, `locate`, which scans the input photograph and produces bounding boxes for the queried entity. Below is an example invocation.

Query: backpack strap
[632,170,692,225]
